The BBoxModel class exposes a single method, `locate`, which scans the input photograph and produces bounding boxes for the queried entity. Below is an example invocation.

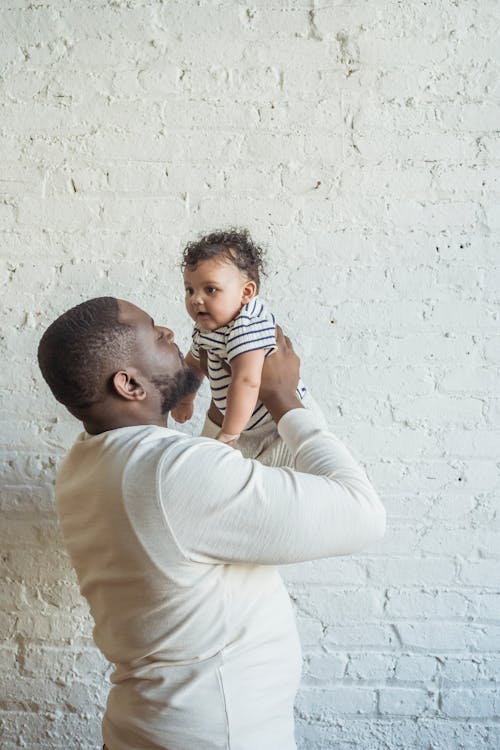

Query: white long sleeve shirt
[55,409,385,750]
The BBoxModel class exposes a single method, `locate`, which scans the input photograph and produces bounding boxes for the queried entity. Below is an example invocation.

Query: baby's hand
[216,431,240,447]
[171,398,194,424]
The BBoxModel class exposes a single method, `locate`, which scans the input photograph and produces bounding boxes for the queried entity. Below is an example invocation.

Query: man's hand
[197,348,211,378]
[171,396,195,424]
[259,326,303,424]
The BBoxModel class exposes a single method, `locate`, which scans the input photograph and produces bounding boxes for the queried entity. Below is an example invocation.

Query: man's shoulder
[57,425,221,498]
[60,425,209,470]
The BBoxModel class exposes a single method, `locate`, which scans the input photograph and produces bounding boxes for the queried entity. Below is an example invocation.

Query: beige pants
[201,392,327,468]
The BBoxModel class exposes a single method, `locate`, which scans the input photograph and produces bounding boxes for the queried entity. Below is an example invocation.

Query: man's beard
[151,366,199,415]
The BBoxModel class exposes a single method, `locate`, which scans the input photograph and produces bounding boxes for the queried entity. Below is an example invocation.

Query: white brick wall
[1,1,499,747]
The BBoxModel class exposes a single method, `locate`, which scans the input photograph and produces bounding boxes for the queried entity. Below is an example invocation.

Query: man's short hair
[38,297,135,412]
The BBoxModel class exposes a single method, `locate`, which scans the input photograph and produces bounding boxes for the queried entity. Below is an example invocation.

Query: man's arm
[161,330,386,564]
[259,326,304,422]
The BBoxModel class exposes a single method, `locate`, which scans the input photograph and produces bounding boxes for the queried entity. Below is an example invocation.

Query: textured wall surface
[1,0,499,748]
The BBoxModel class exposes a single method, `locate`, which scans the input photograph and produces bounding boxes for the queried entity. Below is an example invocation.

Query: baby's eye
[206,287,217,295]
[185,288,193,296]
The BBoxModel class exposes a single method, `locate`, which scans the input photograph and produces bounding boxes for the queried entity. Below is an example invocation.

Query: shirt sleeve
[225,310,277,362]
[160,409,386,565]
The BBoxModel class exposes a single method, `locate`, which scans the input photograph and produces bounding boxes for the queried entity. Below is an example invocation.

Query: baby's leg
[244,392,329,467]
[200,391,328,468]
[200,411,292,466]
[252,432,295,468]
[200,412,220,440]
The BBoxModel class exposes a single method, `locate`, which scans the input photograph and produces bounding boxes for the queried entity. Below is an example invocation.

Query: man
[38,296,385,750]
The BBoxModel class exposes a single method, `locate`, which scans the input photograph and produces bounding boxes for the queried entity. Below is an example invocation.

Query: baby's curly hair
[181,229,265,291]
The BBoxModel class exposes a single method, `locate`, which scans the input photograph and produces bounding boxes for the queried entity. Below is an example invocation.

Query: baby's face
[184,258,255,331]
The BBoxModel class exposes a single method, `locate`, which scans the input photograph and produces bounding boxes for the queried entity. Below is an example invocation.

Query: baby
[171,229,324,464]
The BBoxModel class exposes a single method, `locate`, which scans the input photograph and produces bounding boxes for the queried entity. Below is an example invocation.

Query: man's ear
[241,280,257,304]
[112,370,147,401]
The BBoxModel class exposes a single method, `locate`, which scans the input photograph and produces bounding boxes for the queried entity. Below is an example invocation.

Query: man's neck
[82,408,168,436]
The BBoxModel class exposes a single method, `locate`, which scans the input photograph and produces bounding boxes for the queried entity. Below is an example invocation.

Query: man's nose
[159,326,174,342]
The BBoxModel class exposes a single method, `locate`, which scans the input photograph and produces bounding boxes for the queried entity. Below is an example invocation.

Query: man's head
[38,297,198,432]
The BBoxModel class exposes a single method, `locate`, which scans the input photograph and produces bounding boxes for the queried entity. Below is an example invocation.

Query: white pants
[201,393,328,468]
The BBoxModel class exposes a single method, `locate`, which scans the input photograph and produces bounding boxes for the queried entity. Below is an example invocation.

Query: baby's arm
[218,349,266,444]
[170,351,204,424]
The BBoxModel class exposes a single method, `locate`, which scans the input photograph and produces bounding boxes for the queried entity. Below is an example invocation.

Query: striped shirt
[190,297,306,431]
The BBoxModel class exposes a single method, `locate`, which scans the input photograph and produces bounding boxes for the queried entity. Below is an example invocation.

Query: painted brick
[378,686,436,716]
[2,0,499,747]
[346,652,395,682]
[367,557,457,587]
[303,653,347,684]
[384,589,471,620]
[460,559,500,588]
[296,686,376,718]
[292,586,385,624]
[438,657,480,685]
[394,654,437,683]
[441,689,500,719]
